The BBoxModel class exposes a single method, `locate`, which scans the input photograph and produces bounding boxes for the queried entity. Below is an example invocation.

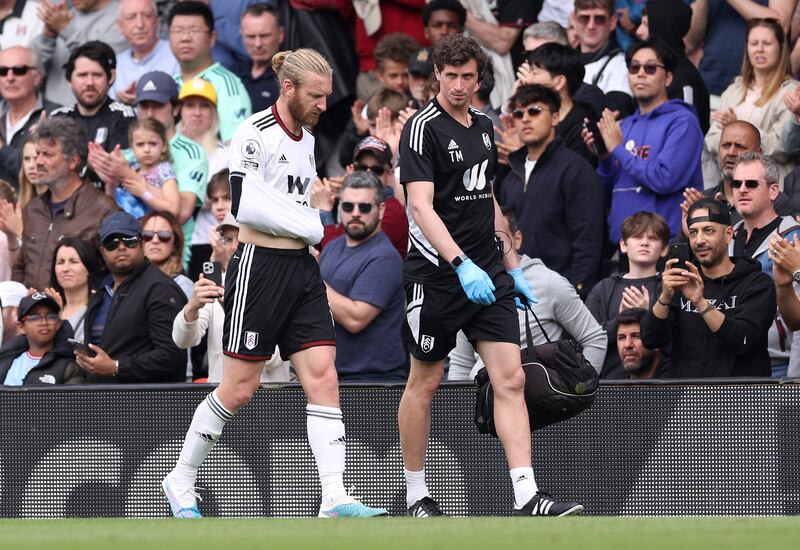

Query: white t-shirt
[228,105,323,245]
[524,157,537,184]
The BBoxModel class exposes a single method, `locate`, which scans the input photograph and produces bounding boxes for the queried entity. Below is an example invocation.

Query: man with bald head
[692,120,794,227]
[0,46,59,183]
[111,0,179,104]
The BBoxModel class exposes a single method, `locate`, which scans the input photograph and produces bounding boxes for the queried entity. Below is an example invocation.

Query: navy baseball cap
[408,48,433,77]
[353,136,393,166]
[136,71,178,105]
[100,211,142,242]
[17,292,61,321]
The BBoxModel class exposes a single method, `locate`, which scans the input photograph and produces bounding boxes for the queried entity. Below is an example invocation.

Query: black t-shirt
[733,216,782,258]
[399,98,499,283]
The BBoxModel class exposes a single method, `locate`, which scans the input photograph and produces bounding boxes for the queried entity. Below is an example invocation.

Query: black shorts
[223,244,335,361]
[405,270,519,361]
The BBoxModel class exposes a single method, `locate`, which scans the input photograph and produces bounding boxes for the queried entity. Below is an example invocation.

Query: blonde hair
[272,49,332,92]
[17,137,40,209]
[740,18,791,107]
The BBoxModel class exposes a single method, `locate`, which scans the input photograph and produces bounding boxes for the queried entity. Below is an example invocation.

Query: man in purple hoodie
[582,39,703,244]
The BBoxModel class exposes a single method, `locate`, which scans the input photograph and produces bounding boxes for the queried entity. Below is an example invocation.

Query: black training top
[399,97,500,283]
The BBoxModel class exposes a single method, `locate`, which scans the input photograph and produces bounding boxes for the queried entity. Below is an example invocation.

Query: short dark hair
[574,0,614,15]
[500,206,519,235]
[527,43,585,97]
[341,170,384,204]
[168,1,214,31]
[375,33,420,71]
[50,238,102,299]
[507,83,561,114]
[64,41,116,81]
[626,40,677,73]
[421,0,466,27]
[620,211,670,244]
[433,33,488,75]
[617,307,647,327]
[476,61,495,103]
[242,2,281,24]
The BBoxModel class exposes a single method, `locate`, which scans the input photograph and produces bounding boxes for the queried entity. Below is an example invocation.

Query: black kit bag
[475,306,599,436]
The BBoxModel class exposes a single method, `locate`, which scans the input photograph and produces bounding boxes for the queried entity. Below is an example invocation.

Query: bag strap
[523,305,552,361]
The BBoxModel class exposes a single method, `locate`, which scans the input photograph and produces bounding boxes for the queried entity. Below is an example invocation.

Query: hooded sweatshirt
[641,257,775,377]
[598,98,704,243]
[646,0,710,134]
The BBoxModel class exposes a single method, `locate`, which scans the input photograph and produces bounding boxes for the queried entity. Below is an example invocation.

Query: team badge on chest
[482,132,492,150]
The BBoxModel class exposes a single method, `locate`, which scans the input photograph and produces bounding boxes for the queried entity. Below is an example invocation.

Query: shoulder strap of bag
[591,48,620,86]
[523,306,552,361]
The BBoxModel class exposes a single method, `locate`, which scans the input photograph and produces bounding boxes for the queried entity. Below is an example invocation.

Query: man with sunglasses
[573,0,633,116]
[321,136,408,259]
[583,39,704,245]
[0,292,84,385]
[319,171,406,382]
[0,46,59,184]
[78,211,187,383]
[728,151,800,377]
[642,198,775,378]
[398,34,580,517]
[11,117,118,290]
[497,83,604,299]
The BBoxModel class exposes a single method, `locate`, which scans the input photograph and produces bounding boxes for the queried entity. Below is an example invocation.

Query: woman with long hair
[47,238,102,342]
[704,18,797,182]
[18,136,45,209]
[140,211,193,298]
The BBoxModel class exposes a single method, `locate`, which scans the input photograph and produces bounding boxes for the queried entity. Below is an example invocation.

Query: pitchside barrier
[0,380,798,517]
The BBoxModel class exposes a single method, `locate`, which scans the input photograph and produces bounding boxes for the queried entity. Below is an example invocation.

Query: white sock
[172,390,233,486]
[404,468,430,508]
[510,467,538,508]
[306,404,347,503]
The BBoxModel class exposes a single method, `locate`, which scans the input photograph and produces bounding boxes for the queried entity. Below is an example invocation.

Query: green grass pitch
[1,517,798,550]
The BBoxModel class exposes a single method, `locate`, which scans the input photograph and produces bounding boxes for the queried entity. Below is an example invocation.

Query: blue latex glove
[455,258,496,305]
[508,268,537,310]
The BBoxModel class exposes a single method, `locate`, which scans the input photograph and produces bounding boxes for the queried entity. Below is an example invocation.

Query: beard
[288,94,321,128]
[623,349,656,376]
[344,216,380,241]
[695,243,727,268]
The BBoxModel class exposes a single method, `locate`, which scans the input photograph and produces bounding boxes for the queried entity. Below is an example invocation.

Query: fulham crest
[420,334,435,353]
[482,132,492,150]
[244,331,259,350]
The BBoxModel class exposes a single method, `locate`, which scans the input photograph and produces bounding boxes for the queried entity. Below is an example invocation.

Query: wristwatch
[793,269,800,284]
[450,254,468,270]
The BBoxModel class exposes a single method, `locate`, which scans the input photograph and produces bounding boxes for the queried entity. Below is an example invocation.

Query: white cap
[0,281,28,308]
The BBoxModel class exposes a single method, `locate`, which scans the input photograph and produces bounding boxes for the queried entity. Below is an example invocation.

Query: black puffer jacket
[0,323,84,385]
[84,260,187,383]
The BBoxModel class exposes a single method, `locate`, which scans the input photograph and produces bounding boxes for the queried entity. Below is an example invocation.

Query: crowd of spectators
[3,0,800,385]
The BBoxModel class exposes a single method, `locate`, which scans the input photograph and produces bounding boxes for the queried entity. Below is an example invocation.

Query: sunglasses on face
[731,179,765,189]
[24,313,60,323]
[341,202,376,214]
[576,13,609,26]
[142,229,174,242]
[511,106,548,119]
[0,65,35,77]
[102,236,140,251]
[628,61,666,75]
[354,163,387,176]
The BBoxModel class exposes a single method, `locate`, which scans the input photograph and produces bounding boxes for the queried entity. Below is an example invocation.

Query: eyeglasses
[169,27,211,37]
[628,61,666,75]
[354,163,387,176]
[576,13,609,26]
[142,230,174,242]
[0,65,35,77]
[511,106,548,119]
[24,313,60,323]
[341,202,376,214]
[102,236,140,251]
[731,179,766,189]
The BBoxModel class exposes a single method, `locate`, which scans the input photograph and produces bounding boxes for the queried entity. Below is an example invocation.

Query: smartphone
[583,119,608,157]
[202,261,223,286]
[67,338,96,357]
[668,243,690,268]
